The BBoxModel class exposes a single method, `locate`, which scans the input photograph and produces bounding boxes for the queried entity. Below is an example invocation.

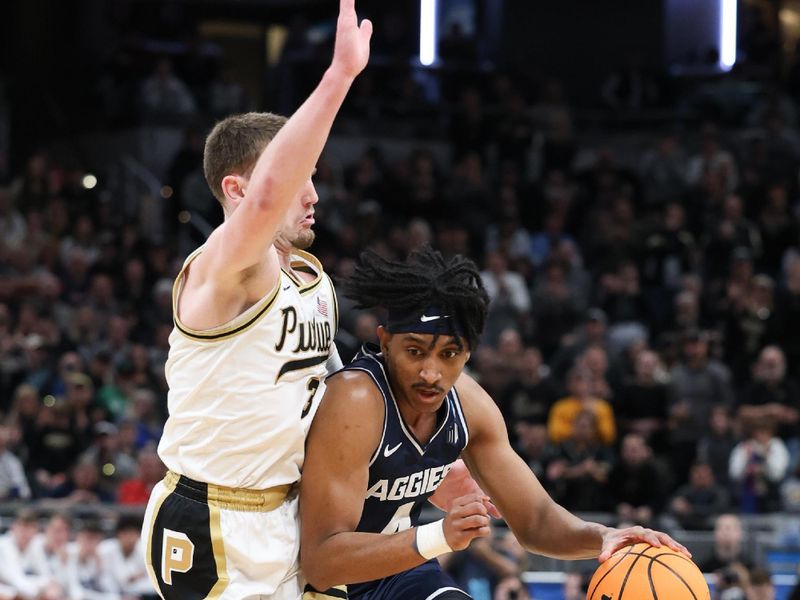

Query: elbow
[300,550,334,592]
[249,175,280,213]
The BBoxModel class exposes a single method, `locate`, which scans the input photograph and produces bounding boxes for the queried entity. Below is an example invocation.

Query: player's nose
[306,181,320,206]
[419,364,441,384]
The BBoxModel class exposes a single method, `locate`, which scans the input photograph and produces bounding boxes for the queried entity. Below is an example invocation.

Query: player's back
[159,248,338,489]
[341,344,469,597]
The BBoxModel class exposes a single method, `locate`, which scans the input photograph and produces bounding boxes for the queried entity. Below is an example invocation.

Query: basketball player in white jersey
[140,1,372,598]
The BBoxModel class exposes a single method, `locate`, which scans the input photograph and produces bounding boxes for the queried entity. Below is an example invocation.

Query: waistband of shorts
[164,471,298,512]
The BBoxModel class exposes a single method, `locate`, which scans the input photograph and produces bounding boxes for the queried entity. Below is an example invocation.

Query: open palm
[332,0,372,79]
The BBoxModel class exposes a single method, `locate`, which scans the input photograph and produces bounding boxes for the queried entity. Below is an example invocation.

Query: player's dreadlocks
[343,247,490,350]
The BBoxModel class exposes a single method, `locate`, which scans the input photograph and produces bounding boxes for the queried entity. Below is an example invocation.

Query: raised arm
[300,372,490,591]
[204,0,372,279]
[457,373,688,562]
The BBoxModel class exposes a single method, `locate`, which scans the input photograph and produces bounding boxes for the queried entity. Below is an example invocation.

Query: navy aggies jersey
[341,344,469,597]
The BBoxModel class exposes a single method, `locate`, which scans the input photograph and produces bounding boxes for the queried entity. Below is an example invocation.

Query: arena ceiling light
[719,0,737,70]
[420,0,437,67]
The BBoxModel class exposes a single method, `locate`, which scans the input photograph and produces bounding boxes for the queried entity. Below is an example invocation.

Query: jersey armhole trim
[346,367,388,467]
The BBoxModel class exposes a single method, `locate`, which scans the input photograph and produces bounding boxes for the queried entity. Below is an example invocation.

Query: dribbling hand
[442,493,492,551]
[598,525,691,563]
[331,0,372,80]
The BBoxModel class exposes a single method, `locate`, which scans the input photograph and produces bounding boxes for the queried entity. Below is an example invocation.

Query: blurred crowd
[4,7,800,599]
[0,510,155,600]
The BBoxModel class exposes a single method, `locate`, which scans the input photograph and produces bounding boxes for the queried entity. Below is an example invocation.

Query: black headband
[385,306,467,339]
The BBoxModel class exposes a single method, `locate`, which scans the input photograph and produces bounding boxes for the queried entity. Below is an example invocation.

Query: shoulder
[319,370,385,420]
[454,372,503,427]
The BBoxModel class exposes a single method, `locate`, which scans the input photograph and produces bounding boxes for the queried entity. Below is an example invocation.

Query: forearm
[523,500,608,559]
[249,68,354,209]
[303,529,428,591]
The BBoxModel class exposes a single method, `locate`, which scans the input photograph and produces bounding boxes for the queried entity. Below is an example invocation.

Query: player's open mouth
[301,214,315,226]
[414,388,441,401]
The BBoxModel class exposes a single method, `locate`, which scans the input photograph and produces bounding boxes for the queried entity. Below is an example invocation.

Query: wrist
[325,65,357,87]
[415,519,452,560]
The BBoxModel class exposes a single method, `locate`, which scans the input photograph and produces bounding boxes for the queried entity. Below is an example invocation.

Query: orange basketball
[586,543,710,600]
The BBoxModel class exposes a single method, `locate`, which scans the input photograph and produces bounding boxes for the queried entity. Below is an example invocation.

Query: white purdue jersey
[158,248,339,489]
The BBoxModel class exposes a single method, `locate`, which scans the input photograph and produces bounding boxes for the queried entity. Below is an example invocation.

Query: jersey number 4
[381,501,414,534]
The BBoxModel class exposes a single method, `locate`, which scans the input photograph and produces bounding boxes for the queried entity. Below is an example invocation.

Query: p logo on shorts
[162,529,195,585]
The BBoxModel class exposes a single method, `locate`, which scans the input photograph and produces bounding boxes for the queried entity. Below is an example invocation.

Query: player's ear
[221,174,247,208]
[377,325,391,353]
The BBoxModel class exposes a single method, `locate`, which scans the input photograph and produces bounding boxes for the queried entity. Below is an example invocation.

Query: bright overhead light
[719,0,737,71]
[420,0,438,67]
[82,174,98,190]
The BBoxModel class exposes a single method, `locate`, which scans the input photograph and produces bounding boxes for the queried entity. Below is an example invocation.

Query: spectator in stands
[493,574,532,600]
[748,567,775,600]
[126,388,163,449]
[686,124,739,194]
[140,57,197,124]
[546,410,612,511]
[445,530,528,600]
[548,366,616,446]
[668,462,729,530]
[608,433,666,525]
[757,183,797,277]
[723,275,776,380]
[697,406,739,487]
[27,513,71,590]
[480,251,532,345]
[66,521,120,599]
[576,344,616,402]
[498,346,559,429]
[551,308,611,380]
[705,195,762,286]
[0,510,62,599]
[639,133,688,208]
[772,257,800,378]
[513,420,554,481]
[738,345,799,442]
[0,187,26,251]
[117,447,165,505]
[616,349,670,452]
[80,421,138,498]
[531,259,581,357]
[700,513,752,574]
[563,571,590,600]
[49,459,113,504]
[98,516,156,599]
[669,328,734,484]
[729,418,790,513]
[28,397,88,497]
[0,423,30,500]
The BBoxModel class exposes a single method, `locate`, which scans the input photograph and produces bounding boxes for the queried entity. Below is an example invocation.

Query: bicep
[459,377,552,541]
[301,376,383,547]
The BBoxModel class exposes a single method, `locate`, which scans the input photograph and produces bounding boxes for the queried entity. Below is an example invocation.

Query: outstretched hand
[598,525,691,563]
[332,0,372,80]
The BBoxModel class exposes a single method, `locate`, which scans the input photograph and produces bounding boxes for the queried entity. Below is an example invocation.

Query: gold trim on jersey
[171,248,281,342]
[144,474,178,597]
[303,584,348,599]
[206,501,229,599]
[287,250,326,295]
[164,471,297,512]
[327,273,340,330]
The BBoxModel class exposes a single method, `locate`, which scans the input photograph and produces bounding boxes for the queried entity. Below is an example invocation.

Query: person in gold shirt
[548,367,616,445]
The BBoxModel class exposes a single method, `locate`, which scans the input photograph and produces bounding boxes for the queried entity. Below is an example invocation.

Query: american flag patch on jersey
[317,297,328,317]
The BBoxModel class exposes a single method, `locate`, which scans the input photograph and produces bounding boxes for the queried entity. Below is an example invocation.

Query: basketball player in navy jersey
[299,248,688,600]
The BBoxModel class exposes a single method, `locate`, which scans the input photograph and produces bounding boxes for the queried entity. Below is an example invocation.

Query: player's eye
[407,348,422,357]
[442,350,459,359]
